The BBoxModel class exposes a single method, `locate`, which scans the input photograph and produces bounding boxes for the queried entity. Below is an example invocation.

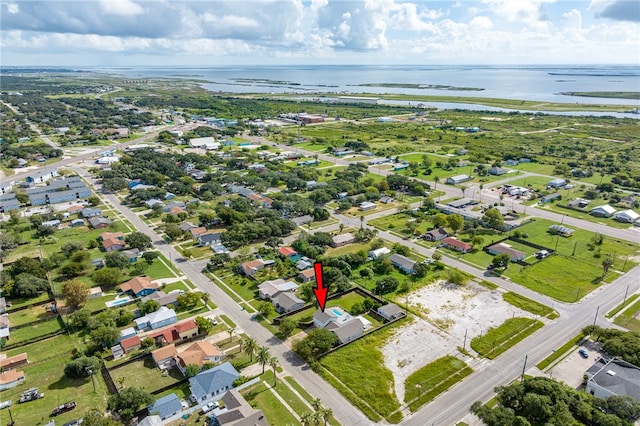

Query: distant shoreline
[559,91,640,100]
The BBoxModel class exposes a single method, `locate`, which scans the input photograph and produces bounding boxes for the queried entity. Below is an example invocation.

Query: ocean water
[92,64,640,105]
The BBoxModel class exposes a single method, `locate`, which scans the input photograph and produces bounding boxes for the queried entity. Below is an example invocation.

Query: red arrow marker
[313,262,328,312]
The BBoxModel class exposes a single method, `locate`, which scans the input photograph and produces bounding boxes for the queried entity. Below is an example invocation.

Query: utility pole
[593,305,599,326]
[462,328,468,351]
[622,285,629,307]
[520,354,528,383]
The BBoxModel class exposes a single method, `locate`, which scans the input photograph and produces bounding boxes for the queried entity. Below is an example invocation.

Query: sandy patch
[382,281,528,402]
[480,117,509,121]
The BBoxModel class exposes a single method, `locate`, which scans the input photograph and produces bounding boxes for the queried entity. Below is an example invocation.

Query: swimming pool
[112,299,129,306]
[332,309,343,317]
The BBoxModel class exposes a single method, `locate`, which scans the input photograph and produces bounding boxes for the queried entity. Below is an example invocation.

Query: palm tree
[321,408,333,426]
[311,397,323,412]
[269,356,279,387]
[243,336,258,362]
[256,346,272,374]
[433,176,439,191]
[312,411,323,425]
[360,215,364,229]
[227,327,235,344]
[300,412,313,426]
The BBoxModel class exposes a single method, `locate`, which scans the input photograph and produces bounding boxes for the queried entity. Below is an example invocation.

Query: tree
[483,208,505,229]
[195,316,213,335]
[141,251,159,264]
[256,346,272,374]
[446,214,464,234]
[164,224,183,241]
[243,336,258,362]
[125,232,152,250]
[602,256,614,277]
[256,301,274,318]
[62,279,90,309]
[432,213,448,228]
[177,292,200,308]
[208,253,231,271]
[9,256,47,279]
[184,363,201,378]
[92,267,124,288]
[91,326,119,348]
[311,397,323,411]
[140,299,160,314]
[105,252,129,269]
[69,308,92,329]
[492,253,512,269]
[414,262,429,278]
[64,356,102,378]
[83,409,122,426]
[447,269,467,285]
[293,328,338,361]
[374,276,400,294]
[278,317,296,338]
[266,237,283,250]
[107,387,154,422]
[61,241,85,258]
[12,273,49,297]
[269,356,279,387]
[472,236,484,248]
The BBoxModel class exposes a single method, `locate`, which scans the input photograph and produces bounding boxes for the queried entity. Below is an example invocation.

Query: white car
[0,400,12,409]
[201,401,218,413]
[209,316,218,325]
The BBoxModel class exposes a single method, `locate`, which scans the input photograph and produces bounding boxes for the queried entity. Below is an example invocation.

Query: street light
[86,367,96,392]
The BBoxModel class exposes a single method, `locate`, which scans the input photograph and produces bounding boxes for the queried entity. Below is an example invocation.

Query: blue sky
[1,0,639,66]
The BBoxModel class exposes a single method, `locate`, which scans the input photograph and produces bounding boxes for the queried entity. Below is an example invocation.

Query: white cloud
[6,3,18,13]
[99,0,144,16]
[469,16,494,30]
[482,0,555,27]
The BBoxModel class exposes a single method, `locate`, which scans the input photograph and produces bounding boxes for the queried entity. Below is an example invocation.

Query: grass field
[7,304,57,327]
[606,294,640,318]
[502,292,557,319]
[403,355,473,412]
[110,358,184,393]
[241,380,300,426]
[613,299,640,332]
[320,319,406,422]
[471,317,544,359]
[8,316,66,344]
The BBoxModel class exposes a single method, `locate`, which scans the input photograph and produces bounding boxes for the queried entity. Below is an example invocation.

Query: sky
[1,0,639,66]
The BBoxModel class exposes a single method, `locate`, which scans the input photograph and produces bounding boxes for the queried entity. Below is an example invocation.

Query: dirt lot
[382,280,529,401]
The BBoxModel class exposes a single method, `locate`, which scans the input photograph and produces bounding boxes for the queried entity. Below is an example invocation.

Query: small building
[591,204,617,218]
[189,362,240,402]
[0,370,25,391]
[368,247,391,259]
[212,390,269,426]
[446,175,472,185]
[614,209,640,223]
[540,193,561,204]
[278,247,299,260]
[548,224,574,237]
[0,353,28,371]
[332,147,355,157]
[441,237,473,253]
[423,228,448,242]
[180,221,197,232]
[152,345,178,370]
[119,335,142,354]
[332,233,356,247]
[122,248,140,263]
[135,307,177,330]
[377,303,404,321]
[389,253,417,274]
[0,314,9,339]
[488,167,508,176]
[272,292,306,313]
[379,196,394,204]
[89,217,111,229]
[568,198,590,209]
[198,232,223,247]
[119,327,137,341]
[447,198,479,209]
[92,258,105,269]
[620,195,636,208]
[359,201,377,211]
[298,268,316,283]
[240,259,275,277]
[120,276,159,298]
[487,243,526,262]
[547,178,566,188]
[291,215,314,226]
[148,393,183,421]
[88,286,103,299]
[584,358,640,401]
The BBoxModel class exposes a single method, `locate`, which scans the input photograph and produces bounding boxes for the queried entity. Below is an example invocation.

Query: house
[152,345,179,370]
[296,258,313,271]
[211,389,269,426]
[70,218,85,227]
[81,207,102,218]
[177,341,224,372]
[332,147,355,156]
[620,195,636,208]
[614,209,640,223]
[488,167,508,176]
[584,358,640,402]
[120,276,159,298]
[548,225,574,237]
[368,247,391,259]
[198,232,223,247]
[547,178,566,188]
[258,279,299,300]
[447,198,478,209]
[88,286,103,299]
[359,201,377,211]
[0,314,10,339]
[591,204,617,218]
[332,233,356,247]
[278,247,299,260]
[390,254,417,274]
[0,370,25,391]
[0,297,5,314]
[272,292,305,313]
[298,268,316,283]
[122,248,140,263]
[145,199,164,209]
[487,243,526,262]
[441,237,473,253]
[540,193,561,204]
[101,231,125,251]
[141,291,180,307]
[189,137,220,150]
[330,318,364,344]
[163,201,186,213]
[568,198,590,209]
[291,215,314,226]
[314,306,352,329]
[135,307,177,330]
[119,327,137,341]
[148,393,183,421]
[89,217,111,229]
[137,416,163,426]
[25,168,58,184]
[190,227,208,239]
[0,353,28,371]
[148,319,199,347]
[379,196,394,204]
[240,259,274,277]
[377,303,404,321]
[423,228,448,242]
[446,175,472,185]
[313,306,363,344]
[119,335,142,354]
[189,362,241,402]
[180,221,197,232]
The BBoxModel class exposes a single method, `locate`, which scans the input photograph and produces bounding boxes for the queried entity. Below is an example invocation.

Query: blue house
[189,362,240,402]
[135,307,177,330]
[122,248,140,263]
[128,179,143,189]
[390,254,417,274]
[148,393,183,420]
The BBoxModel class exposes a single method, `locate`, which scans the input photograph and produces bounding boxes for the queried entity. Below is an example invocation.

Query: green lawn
[8,316,65,344]
[613,299,640,332]
[7,304,57,327]
[5,293,52,311]
[320,319,406,422]
[606,294,640,318]
[471,317,544,359]
[282,377,341,426]
[536,333,586,371]
[241,380,301,426]
[502,292,556,318]
[403,355,473,412]
[109,358,185,393]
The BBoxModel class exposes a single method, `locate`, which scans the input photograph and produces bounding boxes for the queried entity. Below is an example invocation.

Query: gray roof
[332,233,355,245]
[141,291,179,307]
[378,303,403,318]
[390,253,417,271]
[89,216,111,227]
[199,233,222,245]
[587,358,640,401]
[148,393,182,419]
[135,307,177,328]
[217,390,269,426]
[189,362,240,401]
[81,207,102,217]
[331,318,362,343]
[291,215,313,226]
[447,198,478,208]
[272,292,305,311]
[137,416,163,426]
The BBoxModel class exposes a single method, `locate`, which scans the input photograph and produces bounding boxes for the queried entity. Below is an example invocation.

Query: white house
[591,204,617,218]
[0,370,25,390]
[368,247,390,259]
[446,175,472,185]
[189,137,220,150]
[614,209,640,223]
[359,201,377,211]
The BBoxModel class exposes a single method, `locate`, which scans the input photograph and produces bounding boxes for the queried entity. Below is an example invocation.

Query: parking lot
[545,340,603,388]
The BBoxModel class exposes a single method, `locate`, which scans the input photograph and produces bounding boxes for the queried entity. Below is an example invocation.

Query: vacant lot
[109,357,185,393]
[614,298,640,332]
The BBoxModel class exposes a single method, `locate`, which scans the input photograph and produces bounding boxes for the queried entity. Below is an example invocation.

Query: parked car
[0,400,11,410]
[201,401,218,414]
[579,349,589,358]
[52,401,77,416]
[19,388,44,403]
[63,419,84,426]
[209,316,218,325]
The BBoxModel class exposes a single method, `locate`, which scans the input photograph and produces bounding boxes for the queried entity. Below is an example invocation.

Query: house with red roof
[120,276,159,298]
[119,335,142,354]
[0,353,28,371]
[101,231,125,252]
[441,237,473,253]
[147,319,199,346]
